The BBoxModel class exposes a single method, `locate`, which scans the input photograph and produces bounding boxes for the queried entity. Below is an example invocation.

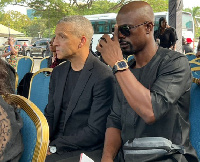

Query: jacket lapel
[62,53,94,130]
[53,61,70,129]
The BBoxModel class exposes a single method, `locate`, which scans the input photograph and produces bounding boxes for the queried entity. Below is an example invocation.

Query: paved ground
[32,56,42,72]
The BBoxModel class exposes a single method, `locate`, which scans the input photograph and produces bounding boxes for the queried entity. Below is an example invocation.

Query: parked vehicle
[26,38,50,57]
[14,39,31,55]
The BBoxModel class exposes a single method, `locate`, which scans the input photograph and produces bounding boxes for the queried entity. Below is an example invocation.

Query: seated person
[48,36,65,68]
[44,15,114,162]
[97,1,198,161]
[182,37,194,54]
[196,36,200,58]
[0,59,23,162]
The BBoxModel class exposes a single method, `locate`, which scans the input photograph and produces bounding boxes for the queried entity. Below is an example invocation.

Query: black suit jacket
[44,53,114,154]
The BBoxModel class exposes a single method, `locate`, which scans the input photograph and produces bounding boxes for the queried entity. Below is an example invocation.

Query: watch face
[117,61,127,68]
[50,146,57,153]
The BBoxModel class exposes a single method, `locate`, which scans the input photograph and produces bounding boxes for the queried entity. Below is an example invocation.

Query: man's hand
[96,25,123,68]
[46,140,52,156]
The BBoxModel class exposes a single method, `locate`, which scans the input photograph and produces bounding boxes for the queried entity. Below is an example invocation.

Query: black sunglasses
[118,21,150,37]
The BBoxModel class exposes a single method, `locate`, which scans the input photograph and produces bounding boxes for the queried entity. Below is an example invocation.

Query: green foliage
[143,0,168,12]
[0,0,170,38]
[0,10,32,35]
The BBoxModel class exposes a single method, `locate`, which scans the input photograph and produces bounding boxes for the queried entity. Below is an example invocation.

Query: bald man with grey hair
[97,1,198,162]
[45,15,114,161]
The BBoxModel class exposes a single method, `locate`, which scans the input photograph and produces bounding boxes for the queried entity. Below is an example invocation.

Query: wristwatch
[49,146,57,154]
[112,60,129,74]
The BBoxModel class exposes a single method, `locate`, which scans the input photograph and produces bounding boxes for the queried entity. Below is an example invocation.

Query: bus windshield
[182,12,193,32]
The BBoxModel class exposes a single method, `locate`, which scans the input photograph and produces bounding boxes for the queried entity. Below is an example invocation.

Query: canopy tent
[0,24,24,37]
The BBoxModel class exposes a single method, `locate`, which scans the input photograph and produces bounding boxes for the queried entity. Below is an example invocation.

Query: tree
[0,10,31,34]
[0,0,169,38]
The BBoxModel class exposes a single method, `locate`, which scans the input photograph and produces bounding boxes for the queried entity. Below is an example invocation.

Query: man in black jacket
[45,15,114,162]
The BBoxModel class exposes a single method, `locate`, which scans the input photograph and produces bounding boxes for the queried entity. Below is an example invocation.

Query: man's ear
[146,22,154,34]
[78,36,87,48]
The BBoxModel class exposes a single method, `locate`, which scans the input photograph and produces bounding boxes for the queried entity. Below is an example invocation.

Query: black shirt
[107,47,198,160]
[57,67,82,136]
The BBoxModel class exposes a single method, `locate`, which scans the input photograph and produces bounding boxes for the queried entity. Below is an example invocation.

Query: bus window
[91,22,96,32]
[95,21,110,34]
[182,13,193,32]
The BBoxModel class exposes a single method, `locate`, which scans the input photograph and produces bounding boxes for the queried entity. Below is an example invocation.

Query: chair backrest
[191,67,200,78]
[16,56,34,84]
[191,58,200,63]
[2,94,49,162]
[40,56,50,69]
[185,53,196,61]
[189,61,200,69]
[28,68,53,113]
[189,78,200,159]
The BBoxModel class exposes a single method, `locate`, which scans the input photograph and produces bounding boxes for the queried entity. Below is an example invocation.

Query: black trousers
[45,149,102,162]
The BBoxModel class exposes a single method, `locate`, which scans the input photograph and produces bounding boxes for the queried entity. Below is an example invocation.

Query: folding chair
[185,53,196,61]
[28,68,53,113]
[189,61,200,69]
[2,93,49,162]
[40,56,50,69]
[189,78,200,159]
[16,56,34,85]
[191,67,200,79]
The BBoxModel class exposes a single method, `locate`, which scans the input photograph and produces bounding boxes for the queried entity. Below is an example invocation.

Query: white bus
[85,11,195,51]
[84,13,117,52]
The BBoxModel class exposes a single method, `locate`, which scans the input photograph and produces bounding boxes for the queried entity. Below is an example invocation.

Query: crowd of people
[1,1,200,162]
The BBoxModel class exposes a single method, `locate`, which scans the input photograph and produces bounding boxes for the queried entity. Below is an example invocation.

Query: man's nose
[118,31,126,39]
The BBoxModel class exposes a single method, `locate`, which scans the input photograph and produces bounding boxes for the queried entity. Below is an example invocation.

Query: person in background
[48,36,65,68]
[167,24,178,50]
[45,15,114,162]
[196,36,200,58]
[0,59,23,162]
[2,37,18,70]
[22,42,28,56]
[182,37,194,54]
[97,1,198,161]
[154,17,176,50]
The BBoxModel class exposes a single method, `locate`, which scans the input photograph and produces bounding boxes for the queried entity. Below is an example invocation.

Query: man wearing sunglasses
[97,1,198,162]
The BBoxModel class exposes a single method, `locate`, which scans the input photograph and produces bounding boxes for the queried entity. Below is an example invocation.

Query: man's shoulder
[158,47,186,59]
[91,56,112,75]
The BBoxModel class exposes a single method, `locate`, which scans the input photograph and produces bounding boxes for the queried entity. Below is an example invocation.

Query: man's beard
[119,40,136,56]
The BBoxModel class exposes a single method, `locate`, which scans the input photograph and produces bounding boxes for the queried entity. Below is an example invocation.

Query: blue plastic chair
[186,53,196,61]
[16,56,34,85]
[28,68,53,113]
[3,94,49,162]
[191,67,200,79]
[40,56,50,69]
[189,78,200,159]
[189,61,200,69]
